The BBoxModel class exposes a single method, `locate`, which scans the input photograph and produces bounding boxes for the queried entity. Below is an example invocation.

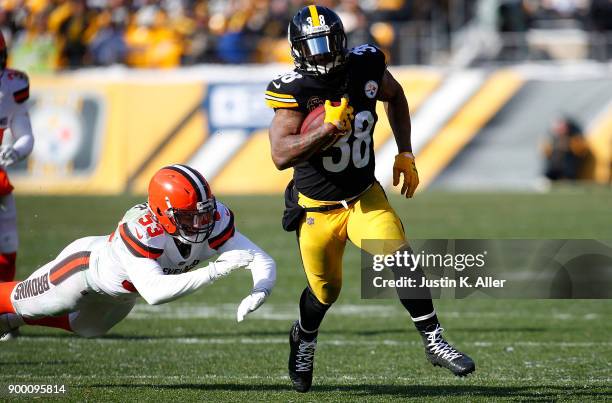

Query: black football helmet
[288,5,348,76]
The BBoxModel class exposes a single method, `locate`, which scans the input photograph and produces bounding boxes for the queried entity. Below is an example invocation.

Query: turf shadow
[309,384,612,399]
[17,333,73,339]
[88,383,611,399]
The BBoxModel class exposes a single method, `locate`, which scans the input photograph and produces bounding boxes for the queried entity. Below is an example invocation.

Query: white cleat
[0,328,20,341]
[0,314,20,341]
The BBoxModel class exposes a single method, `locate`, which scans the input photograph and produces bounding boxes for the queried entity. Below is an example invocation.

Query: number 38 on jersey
[323,111,375,173]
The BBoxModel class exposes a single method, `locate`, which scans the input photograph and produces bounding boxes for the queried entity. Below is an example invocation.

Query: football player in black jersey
[265,5,475,392]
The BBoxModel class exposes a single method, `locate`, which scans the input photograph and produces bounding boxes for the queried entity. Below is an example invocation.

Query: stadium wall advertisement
[6,64,612,195]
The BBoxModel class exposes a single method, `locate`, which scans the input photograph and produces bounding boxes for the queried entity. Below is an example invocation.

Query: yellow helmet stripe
[308,5,320,27]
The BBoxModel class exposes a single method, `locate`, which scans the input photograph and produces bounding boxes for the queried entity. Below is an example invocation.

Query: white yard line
[12,336,612,348]
[128,303,604,321]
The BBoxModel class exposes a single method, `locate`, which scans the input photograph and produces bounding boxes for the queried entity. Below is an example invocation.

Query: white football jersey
[0,68,30,143]
[86,200,237,299]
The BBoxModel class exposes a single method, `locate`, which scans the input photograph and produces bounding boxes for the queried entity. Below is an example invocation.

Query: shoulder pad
[5,69,30,104]
[349,44,386,66]
[118,205,166,259]
[264,71,304,109]
[208,201,236,250]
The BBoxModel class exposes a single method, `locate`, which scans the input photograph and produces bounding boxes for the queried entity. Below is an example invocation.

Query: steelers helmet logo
[364,80,378,99]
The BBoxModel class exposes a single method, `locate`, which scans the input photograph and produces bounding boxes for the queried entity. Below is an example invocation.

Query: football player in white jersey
[0,31,34,340]
[0,164,276,339]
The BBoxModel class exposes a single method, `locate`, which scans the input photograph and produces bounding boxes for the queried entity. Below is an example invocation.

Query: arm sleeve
[264,73,303,111]
[9,110,34,160]
[120,253,217,306]
[217,230,276,294]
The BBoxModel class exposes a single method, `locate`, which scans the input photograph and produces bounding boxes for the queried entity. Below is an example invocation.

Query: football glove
[324,98,354,133]
[209,250,254,281]
[236,289,268,322]
[0,146,18,168]
[393,152,419,198]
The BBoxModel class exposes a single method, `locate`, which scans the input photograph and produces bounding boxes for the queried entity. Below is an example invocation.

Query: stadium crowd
[0,0,610,71]
[0,0,412,71]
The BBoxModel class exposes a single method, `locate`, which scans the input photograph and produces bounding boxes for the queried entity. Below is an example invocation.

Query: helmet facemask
[291,32,347,75]
[164,196,216,244]
[148,164,217,245]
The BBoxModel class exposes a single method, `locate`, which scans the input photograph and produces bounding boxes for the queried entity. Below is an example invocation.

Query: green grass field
[3,187,612,401]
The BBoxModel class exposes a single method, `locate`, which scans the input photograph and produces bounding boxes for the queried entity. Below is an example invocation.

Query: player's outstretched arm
[123,250,253,305]
[378,69,419,198]
[0,70,34,167]
[0,111,33,168]
[217,231,276,322]
[269,108,338,170]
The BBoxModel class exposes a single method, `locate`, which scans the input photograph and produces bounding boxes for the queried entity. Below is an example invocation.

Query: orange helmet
[148,164,216,244]
[0,31,6,70]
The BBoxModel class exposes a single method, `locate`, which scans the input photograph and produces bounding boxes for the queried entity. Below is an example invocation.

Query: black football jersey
[266,44,387,201]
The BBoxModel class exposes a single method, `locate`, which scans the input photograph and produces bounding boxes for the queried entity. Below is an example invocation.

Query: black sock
[298,287,329,339]
[397,286,439,332]
[400,302,440,332]
[391,246,440,332]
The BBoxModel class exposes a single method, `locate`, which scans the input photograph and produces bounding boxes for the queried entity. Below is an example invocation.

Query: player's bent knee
[69,312,113,338]
[317,282,342,305]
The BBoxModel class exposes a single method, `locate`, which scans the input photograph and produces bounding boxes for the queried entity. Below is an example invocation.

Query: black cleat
[420,324,475,377]
[288,320,317,392]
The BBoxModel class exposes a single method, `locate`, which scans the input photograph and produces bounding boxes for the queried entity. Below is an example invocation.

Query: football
[299,104,326,134]
[300,103,340,150]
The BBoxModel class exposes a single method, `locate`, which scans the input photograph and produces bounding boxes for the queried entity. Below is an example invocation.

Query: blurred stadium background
[1,0,611,194]
[2,1,612,400]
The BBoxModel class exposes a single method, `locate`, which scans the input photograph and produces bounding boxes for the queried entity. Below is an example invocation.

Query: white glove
[0,146,18,168]
[209,250,254,281]
[237,289,268,322]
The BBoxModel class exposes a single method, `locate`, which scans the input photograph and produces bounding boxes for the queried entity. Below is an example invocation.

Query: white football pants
[11,237,136,337]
